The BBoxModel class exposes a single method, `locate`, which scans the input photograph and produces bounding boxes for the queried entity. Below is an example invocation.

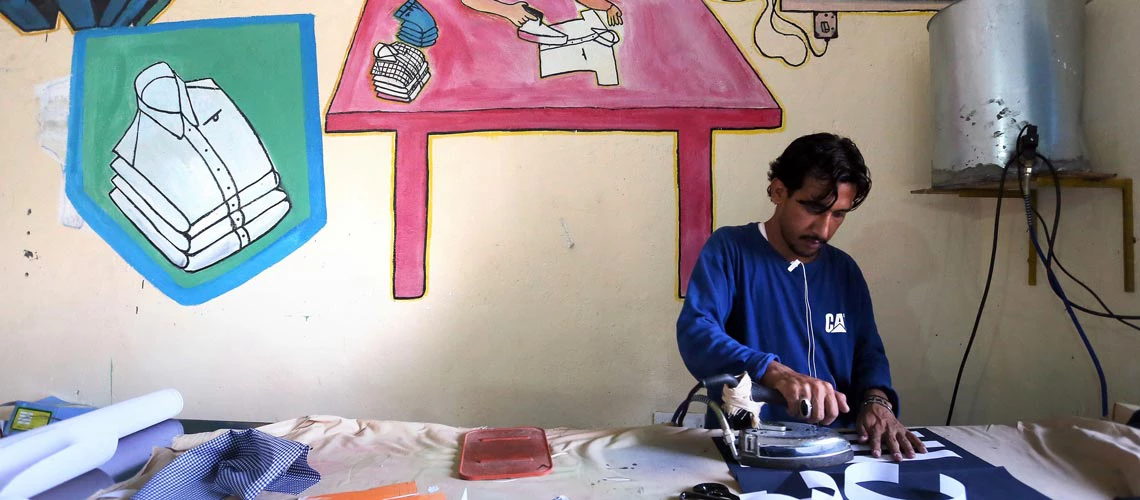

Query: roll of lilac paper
[31,469,114,500]
[98,419,184,480]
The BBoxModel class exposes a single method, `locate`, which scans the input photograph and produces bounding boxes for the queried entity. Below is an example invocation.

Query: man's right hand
[760,361,849,426]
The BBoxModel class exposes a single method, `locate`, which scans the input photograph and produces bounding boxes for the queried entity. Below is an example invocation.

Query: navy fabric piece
[779,467,1047,500]
[1128,409,1140,429]
[714,428,1047,499]
[132,429,320,500]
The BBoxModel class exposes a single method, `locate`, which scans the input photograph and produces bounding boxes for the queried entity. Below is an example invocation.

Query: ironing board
[94,416,1140,499]
[325,0,782,299]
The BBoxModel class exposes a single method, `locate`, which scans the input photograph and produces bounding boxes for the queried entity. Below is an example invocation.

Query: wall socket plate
[814,12,839,39]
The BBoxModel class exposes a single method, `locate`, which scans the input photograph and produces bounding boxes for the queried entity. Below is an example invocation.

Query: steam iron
[673,374,853,469]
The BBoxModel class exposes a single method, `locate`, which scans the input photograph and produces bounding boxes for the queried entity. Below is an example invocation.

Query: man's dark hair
[767,133,872,211]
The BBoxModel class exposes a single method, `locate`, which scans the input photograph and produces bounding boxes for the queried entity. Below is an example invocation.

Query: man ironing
[676,133,926,461]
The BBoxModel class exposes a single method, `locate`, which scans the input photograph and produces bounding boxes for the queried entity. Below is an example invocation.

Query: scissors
[679,482,739,500]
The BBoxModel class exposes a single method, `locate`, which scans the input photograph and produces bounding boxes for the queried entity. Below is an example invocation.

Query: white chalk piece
[0,389,184,499]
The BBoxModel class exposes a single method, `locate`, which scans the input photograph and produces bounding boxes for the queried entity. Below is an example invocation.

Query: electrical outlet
[814,12,839,40]
[653,411,705,429]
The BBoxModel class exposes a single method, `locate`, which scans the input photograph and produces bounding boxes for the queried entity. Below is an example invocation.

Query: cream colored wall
[0,0,1136,428]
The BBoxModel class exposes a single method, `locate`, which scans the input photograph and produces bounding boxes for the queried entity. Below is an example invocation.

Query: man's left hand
[857,402,926,461]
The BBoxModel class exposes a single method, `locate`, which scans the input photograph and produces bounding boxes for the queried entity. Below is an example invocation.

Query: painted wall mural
[326,0,783,300]
[1,0,172,32]
[66,15,326,305]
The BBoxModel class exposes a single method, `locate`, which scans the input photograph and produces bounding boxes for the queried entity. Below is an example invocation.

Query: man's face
[772,177,856,259]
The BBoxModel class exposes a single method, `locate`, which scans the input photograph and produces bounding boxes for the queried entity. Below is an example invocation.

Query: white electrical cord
[788,259,817,380]
[751,0,829,67]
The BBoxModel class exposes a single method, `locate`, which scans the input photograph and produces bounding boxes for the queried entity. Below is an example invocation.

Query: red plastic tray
[458,426,553,480]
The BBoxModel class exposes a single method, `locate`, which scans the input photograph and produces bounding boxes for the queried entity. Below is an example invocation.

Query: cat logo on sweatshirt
[825,313,847,333]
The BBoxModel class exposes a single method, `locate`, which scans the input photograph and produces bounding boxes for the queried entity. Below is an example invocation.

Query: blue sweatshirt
[676,223,898,428]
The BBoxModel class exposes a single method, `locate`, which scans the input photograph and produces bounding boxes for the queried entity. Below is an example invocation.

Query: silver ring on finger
[799,398,813,418]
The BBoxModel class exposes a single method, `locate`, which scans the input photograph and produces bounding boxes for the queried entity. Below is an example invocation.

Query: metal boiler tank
[928,0,1091,188]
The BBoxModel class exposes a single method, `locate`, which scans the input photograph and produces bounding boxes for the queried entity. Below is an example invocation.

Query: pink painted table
[326,0,781,299]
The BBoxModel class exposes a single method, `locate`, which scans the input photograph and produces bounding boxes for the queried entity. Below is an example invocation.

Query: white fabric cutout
[844,462,967,500]
[850,440,945,452]
[848,449,962,464]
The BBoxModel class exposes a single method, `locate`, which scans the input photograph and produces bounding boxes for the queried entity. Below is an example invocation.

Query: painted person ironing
[676,133,927,461]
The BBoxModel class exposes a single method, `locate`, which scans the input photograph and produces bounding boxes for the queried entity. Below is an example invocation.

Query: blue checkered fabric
[132,429,320,500]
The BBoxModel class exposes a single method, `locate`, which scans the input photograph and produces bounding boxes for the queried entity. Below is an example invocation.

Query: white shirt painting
[109,62,290,272]
[520,7,622,86]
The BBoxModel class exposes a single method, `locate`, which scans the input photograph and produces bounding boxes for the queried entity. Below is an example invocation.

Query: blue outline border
[66,14,326,305]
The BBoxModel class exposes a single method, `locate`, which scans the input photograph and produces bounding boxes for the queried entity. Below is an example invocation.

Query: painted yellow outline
[711,126,789,228]
[323,0,370,123]
[673,131,682,302]
[145,1,176,25]
[1,10,67,36]
[705,1,794,102]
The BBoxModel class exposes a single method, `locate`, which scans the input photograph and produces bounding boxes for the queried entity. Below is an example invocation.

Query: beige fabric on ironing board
[930,417,1140,499]
[91,416,1140,499]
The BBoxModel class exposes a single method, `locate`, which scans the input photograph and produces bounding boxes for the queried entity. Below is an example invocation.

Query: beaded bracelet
[863,395,893,413]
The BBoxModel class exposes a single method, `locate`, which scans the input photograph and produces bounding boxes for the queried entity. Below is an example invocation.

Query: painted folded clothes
[394,0,437,47]
[109,61,290,272]
[372,42,431,103]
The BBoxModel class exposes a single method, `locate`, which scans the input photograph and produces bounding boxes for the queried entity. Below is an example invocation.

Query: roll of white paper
[0,389,183,499]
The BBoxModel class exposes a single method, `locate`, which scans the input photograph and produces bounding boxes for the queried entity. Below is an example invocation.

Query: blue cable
[1022,194,1109,416]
